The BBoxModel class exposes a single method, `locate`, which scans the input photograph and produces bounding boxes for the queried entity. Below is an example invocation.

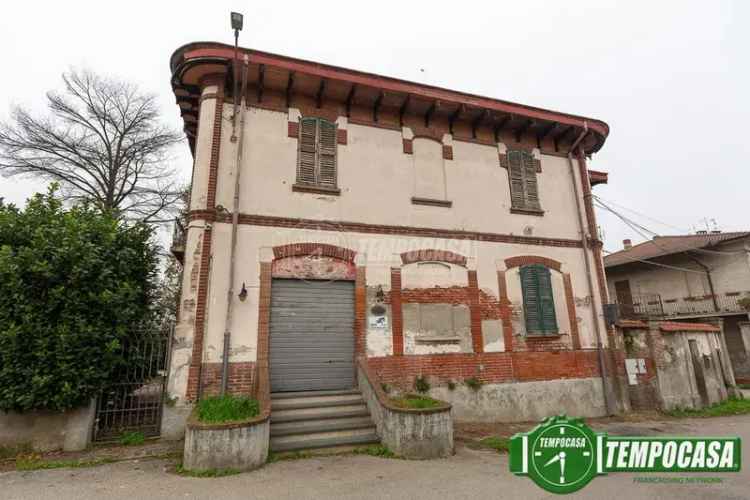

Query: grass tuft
[665,397,750,418]
[0,443,33,460]
[738,383,750,390]
[15,454,115,471]
[118,431,145,446]
[464,377,483,391]
[478,436,510,453]
[175,463,241,477]
[390,393,442,409]
[197,395,259,424]
[353,444,398,459]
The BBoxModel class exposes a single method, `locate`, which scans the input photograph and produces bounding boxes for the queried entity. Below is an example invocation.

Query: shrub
[0,188,159,412]
[197,395,260,423]
[465,377,483,391]
[447,380,457,391]
[738,297,750,311]
[414,375,430,394]
[390,394,442,409]
[118,431,145,446]
[380,382,391,394]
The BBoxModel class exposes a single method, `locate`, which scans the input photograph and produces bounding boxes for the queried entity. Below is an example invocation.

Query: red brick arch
[504,255,562,272]
[400,249,468,267]
[272,243,356,263]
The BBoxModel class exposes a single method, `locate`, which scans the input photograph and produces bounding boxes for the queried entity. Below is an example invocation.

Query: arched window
[297,117,337,188]
[520,264,557,334]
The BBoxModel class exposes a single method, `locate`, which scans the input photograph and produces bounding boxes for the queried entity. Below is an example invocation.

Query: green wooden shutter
[297,117,317,185]
[508,150,525,208]
[537,266,558,332]
[520,265,558,334]
[522,153,541,210]
[520,265,541,332]
[317,119,337,188]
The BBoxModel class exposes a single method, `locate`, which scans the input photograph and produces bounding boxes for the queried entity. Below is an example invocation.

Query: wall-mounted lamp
[238,282,248,302]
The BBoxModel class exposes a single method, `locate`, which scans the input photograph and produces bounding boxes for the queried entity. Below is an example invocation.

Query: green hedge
[0,189,158,412]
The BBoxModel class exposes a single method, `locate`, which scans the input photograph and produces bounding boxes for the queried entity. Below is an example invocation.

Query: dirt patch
[455,411,671,444]
[0,439,182,472]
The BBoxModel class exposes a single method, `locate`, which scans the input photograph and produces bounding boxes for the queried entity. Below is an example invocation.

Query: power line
[594,198,744,257]
[593,194,691,233]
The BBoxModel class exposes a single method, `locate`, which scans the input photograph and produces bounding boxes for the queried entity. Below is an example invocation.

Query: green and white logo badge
[510,415,741,495]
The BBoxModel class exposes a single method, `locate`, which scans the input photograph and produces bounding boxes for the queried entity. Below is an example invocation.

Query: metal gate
[92,325,172,442]
[270,279,355,392]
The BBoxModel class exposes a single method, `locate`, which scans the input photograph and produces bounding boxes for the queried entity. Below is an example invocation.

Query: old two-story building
[164,41,624,450]
[605,232,750,383]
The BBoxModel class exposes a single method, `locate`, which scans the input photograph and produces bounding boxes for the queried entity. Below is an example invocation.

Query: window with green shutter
[507,150,541,212]
[296,117,338,189]
[520,264,558,334]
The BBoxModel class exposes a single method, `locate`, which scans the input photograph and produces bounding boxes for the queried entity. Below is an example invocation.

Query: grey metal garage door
[270,279,355,392]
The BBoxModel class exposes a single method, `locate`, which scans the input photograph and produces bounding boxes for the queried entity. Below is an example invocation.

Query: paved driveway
[1,415,748,500]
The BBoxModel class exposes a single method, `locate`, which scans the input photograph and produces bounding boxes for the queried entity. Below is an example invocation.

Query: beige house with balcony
[604,232,750,382]
[164,41,624,451]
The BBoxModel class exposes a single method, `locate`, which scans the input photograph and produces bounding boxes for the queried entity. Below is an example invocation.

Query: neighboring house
[164,41,619,447]
[604,232,750,382]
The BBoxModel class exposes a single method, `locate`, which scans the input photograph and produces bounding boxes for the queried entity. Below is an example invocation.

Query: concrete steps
[269,390,379,452]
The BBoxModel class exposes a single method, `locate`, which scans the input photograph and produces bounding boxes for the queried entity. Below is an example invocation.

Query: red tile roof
[659,322,720,333]
[604,232,750,268]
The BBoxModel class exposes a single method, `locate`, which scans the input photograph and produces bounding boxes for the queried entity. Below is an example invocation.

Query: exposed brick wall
[442,145,453,160]
[186,227,213,401]
[204,76,225,210]
[196,362,256,397]
[355,266,366,357]
[400,249,467,267]
[273,243,356,262]
[390,268,404,356]
[369,349,603,388]
[563,273,582,350]
[504,255,562,272]
[189,211,585,249]
[468,270,484,353]
[287,121,298,138]
[402,138,413,154]
[497,270,514,352]
[384,286,501,321]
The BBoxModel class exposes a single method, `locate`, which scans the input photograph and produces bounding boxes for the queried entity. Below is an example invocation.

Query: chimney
[623,239,632,250]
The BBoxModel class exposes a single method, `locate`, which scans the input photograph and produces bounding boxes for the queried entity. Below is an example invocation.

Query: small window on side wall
[507,150,541,213]
[296,117,338,190]
[520,264,558,334]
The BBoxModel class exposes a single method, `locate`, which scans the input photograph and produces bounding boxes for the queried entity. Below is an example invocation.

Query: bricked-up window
[508,150,541,212]
[520,264,558,334]
[297,117,337,189]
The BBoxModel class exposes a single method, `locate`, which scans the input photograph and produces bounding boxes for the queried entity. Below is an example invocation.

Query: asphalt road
[1,415,748,500]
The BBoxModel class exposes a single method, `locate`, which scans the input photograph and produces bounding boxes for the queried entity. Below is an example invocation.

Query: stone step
[271,389,361,400]
[270,428,380,452]
[271,404,370,423]
[270,416,375,437]
[271,394,364,411]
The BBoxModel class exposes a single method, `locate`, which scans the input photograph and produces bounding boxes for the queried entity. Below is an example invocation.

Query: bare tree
[0,69,183,222]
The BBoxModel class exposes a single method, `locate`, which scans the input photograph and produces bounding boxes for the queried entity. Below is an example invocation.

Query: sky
[0,0,747,253]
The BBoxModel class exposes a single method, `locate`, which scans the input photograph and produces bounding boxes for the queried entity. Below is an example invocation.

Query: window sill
[411,197,452,208]
[292,184,341,196]
[510,207,545,216]
[525,333,563,340]
[415,335,462,344]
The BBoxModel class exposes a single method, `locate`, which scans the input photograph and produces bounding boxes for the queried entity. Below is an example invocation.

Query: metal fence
[92,324,173,442]
[618,292,750,319]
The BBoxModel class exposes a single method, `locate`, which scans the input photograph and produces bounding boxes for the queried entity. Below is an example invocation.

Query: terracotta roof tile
[604,232,750,268]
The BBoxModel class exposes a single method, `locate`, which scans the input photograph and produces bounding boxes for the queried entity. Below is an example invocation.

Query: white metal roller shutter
[270,279,355,392]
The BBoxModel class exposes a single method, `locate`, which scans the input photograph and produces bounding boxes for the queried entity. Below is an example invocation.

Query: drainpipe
[684,253,719,312]
[221,54,250,395]
[565,123,615,415]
